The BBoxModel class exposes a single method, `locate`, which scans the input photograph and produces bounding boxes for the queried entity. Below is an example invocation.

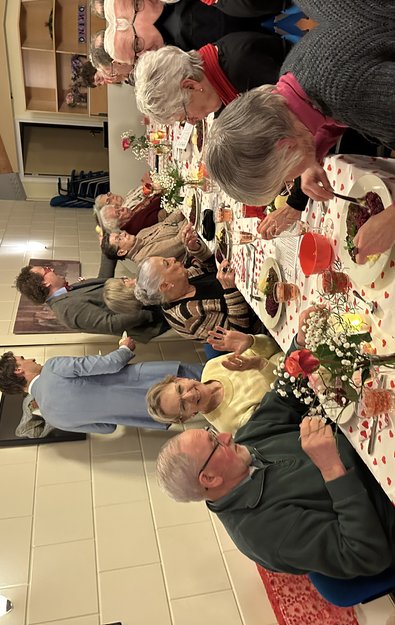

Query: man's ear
[180,78,200,91]
[117,248,128,258]
[159,280,173,294]
[14,364,24,377]
[199,471,224,490]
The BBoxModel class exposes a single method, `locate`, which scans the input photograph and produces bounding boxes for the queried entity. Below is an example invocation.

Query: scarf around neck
[198,44,238,106]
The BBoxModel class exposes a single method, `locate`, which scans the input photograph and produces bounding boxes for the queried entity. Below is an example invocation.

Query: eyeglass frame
[197,427,223,479]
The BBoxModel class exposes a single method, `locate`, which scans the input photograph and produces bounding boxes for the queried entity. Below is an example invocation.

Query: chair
[308,568,395,607]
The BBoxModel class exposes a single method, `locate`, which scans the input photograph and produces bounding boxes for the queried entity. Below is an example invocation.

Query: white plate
[338,174,393,285]
[256,257,284,330]
[324,401,355,425]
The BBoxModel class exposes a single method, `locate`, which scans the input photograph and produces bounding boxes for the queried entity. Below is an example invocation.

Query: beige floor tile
[90,426,140,456]
[172,590,243,625]
[158,521,230,599]
[32,617,99,625]
[34,481,93,546]
[0,584,28,625]
[78,242,100,252]
[96,501,159,571]
[0,445,37,465]
[44,344,85,358]
[79,252,101,264]
[0,463,35,518]
[0,320,10,333]
[100,564,171,625]
[210,512,237,551]
[52,247,80,260]
[159,340,203,363]
[54,235,81,246]
[132,342,163,362]
[355,595,395,625]
[92,452,148,506]
[85,343,119,356]
[140,429,176,475]
[28,540,97,623]
[223,550,277,625]
[16,346,46,361]
[80,263,100,277]
[146,470,209,528]
[37,440,90,485]
[0,285,18,301]
[0,517,32,585]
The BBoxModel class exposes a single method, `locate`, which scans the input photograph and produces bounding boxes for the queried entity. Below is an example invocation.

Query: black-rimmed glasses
[198,427,222,478]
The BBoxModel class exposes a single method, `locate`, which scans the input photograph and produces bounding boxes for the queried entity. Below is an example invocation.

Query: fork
[367,375,386,455]
[352,290,377,314]
[332,191,366,205]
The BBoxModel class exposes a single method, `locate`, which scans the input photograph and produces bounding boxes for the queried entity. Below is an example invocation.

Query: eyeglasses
[130,0,145,60]
[198,427,223,478]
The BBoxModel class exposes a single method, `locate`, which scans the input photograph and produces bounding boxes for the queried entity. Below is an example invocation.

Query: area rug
[13,259,81,334]
[256,565,358,625]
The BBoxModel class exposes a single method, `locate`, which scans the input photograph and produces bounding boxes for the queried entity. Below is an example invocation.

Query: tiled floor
[0,199,394,624]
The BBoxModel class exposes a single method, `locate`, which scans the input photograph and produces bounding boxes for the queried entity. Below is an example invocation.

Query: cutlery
[332,191,366,206]
[352,289,377,314]
[251,295,263,301]
[367,375,385,455]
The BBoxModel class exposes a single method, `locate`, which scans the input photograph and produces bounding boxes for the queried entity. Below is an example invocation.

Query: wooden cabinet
[19,0,107,116]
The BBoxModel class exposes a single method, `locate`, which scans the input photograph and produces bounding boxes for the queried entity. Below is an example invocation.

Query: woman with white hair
[134,228,261,341]
[205,0,395,262]
[146,328,281,433]
[134,31,290,124]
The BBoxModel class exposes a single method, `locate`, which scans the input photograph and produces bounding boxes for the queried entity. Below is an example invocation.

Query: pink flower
[122,137,131,150]
[285,349,320,378]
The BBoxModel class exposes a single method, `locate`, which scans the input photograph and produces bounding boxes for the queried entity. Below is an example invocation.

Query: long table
[161,125,395,503]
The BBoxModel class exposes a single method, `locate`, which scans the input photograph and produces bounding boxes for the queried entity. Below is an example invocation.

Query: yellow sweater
[201,335,282,434]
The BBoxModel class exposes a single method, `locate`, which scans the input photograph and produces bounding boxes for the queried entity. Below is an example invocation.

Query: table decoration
[121,130,150,159]
[299,232,334,276]
[274,306,395,419]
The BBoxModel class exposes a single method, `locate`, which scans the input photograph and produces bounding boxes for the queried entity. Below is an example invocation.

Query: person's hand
[207,326,254,353]
[217,260,236,288]
[222,353,266,371]
[119,337,136,351]
[296,305,326,347]
[354,202,395,264]
[181,223,201,251]
[299,416,346,481]
[141,171,152,186]
[257,204,301,239]
[301,163,334,201]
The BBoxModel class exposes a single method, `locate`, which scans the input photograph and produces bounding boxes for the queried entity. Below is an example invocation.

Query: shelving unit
[19,0,107,116]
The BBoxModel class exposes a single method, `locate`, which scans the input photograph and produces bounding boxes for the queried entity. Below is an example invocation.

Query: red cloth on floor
[256,565,358,625]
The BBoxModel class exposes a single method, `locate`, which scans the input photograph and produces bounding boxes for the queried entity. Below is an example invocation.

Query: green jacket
[207,359,395,577]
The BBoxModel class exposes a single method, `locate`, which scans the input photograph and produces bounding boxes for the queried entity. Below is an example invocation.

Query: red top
[123,194,162,235]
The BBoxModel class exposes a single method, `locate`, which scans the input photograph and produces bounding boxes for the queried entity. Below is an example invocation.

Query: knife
[367,375,385,455]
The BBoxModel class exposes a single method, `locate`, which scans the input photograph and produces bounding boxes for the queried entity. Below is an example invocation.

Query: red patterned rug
[256,566,358,625]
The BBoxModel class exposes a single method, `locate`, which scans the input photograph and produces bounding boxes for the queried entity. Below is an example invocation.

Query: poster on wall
[13,259,81,334]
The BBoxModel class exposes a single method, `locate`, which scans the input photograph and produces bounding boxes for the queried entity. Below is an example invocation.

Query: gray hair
[90,30,113,69]
[103,278,136,313]
[156,434,206,502]
[146,375,180,424]
[205,85,306,205]
[134,47,204,124]
[94,194,108,211]
[100,204,119,230]
[134,257,166,306]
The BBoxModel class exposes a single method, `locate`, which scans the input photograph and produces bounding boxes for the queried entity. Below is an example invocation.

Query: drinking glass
[321,269,350,295]
[214,204,233,223]
[361,387,395,418]
[273,281,300,303]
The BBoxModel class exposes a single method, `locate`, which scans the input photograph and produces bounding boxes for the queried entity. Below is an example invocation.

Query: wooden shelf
[20,0,54,50]
[19,0,108,116]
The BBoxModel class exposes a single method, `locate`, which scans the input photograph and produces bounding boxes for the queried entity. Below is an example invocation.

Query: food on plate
[345,191,385,262]
[258,266,279,317]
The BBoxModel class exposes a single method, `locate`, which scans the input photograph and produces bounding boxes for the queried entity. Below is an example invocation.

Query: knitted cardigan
[280,0,395,148]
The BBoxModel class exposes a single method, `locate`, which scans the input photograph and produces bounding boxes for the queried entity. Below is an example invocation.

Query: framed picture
[13,259,81,334]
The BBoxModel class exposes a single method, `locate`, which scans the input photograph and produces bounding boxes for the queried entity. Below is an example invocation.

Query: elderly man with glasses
[156,307,395,579]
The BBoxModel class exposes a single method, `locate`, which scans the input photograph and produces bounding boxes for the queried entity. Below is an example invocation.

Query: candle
[341,313,369,333]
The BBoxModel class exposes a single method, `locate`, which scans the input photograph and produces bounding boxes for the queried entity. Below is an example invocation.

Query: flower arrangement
[150,166,186,213]
[274,306,395,418]
[121,131,150,160]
